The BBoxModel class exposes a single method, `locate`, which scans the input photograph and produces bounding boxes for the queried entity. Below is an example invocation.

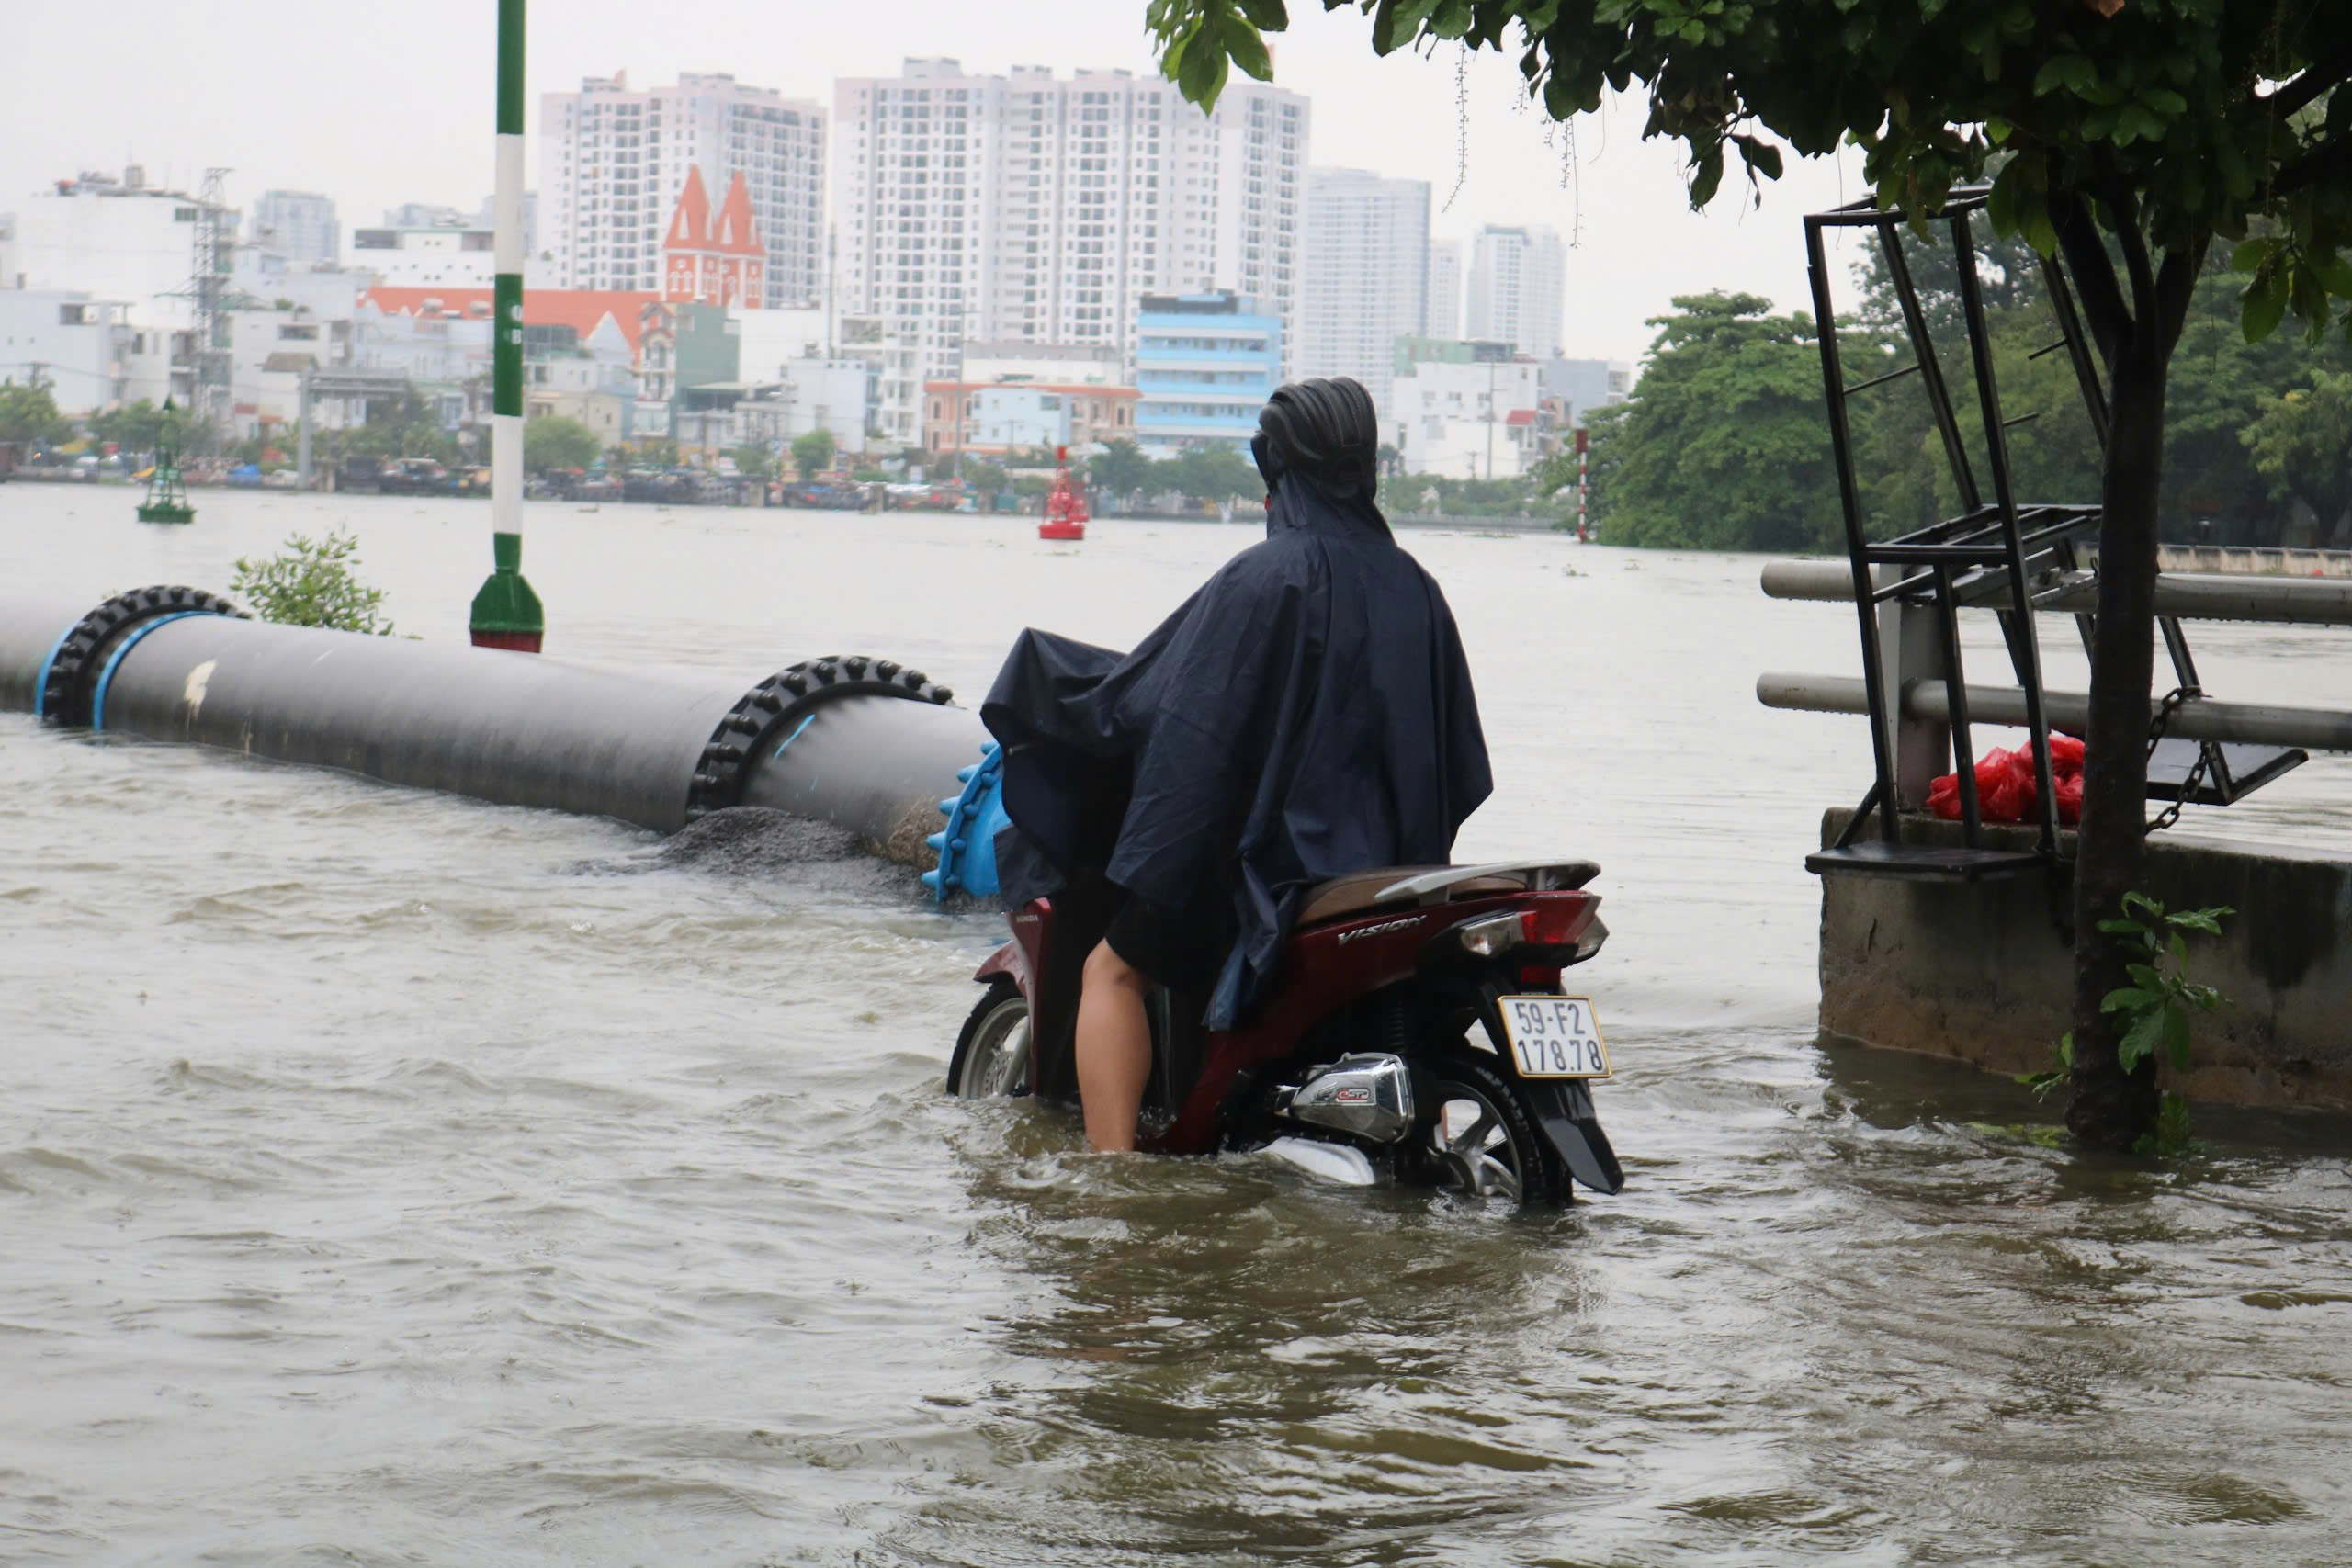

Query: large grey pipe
[0,594,90,714]
[0,590,1001,886]
[90,613,741,829]
[743,695,992,861]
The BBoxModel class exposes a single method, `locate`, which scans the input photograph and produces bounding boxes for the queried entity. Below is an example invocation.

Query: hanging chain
[2143,686,2208,835]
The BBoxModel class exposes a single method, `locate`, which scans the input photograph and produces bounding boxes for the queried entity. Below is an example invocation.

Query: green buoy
[136,399,196,525]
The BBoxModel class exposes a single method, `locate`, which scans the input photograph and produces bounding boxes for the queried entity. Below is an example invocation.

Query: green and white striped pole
[472,0,545,652]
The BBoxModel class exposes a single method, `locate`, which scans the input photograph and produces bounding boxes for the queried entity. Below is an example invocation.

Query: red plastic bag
[1927,736,2088,824]
[1927,771,1961,819]
[2053,771,2084,826]
[1984,747,2037,820]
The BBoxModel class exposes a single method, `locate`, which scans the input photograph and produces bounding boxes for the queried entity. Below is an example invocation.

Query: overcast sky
[2,0,1878,366]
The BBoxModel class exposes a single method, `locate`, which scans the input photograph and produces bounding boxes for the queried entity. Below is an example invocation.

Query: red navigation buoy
[1038,446,1088,541]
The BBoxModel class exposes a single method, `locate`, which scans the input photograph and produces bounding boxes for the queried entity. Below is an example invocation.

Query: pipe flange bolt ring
[38,585,247,728]
[684,654,954,823]
[922,741,1003,902]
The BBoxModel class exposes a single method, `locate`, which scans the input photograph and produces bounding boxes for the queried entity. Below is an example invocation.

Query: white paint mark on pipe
[184,659,217,718]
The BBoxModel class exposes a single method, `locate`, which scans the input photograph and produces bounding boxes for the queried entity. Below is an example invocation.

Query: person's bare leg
[1076,940,1152,1151]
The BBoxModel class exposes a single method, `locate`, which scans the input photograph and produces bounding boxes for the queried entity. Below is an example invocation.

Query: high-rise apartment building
[1465,224,1565,358]
[1298,167,1429,415]
[541,71,824,307]
[831,58,1308,446]
[253,190,339,263]
[1428,240,1462,339]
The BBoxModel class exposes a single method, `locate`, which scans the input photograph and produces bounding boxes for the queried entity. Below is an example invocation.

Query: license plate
[1496,995,1611,1079]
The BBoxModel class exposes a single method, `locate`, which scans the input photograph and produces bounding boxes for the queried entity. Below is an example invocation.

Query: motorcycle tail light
[1452,911,1521,956]
[1574,917,1610,963]
[1517,964,1562,988]
[1519,893,1597,948]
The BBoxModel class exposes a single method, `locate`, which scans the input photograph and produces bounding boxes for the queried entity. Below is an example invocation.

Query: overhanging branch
[2154,239,2209,356]
[2275,131,2352,197]
[2266,46,2352,123]
[2098,174,2159,328]
[2054,193,2133,368]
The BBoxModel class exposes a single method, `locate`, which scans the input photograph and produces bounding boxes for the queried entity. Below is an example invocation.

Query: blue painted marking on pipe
[922,741,1004,901]
[90,612,208,730]
[28,622,77,719]
[771,714,815,760]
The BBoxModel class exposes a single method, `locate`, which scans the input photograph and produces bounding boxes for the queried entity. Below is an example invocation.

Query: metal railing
[1760,559,2352,815]
[1762,558,2352,627]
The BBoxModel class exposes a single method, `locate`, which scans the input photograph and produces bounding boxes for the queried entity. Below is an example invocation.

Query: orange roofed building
[354,286,681,409]
[662,168,765,310]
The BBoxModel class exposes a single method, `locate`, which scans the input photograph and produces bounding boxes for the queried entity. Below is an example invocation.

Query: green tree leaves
[0,383,71,446]
[87,399,189,459]
[1585,292,1847,551]
[728,444,776,479]
[1162,443,1262,502]
[522,415,603,474]
[345,388,458,466]
[2093,893,2232,1077]
[2241,371,2352,543]
[791,427,839,479]
[1147,0,1288,111]
[1085,437,1155,499]
[230,528,396,637]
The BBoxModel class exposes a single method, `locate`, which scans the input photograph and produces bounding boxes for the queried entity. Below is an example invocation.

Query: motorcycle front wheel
[948,978,1032,1098]
[1410,1049,1569,1207]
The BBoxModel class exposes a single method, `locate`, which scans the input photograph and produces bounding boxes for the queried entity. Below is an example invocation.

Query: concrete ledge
[1819,810,2352,1112]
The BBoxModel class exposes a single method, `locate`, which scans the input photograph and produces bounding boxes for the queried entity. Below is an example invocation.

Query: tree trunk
[2064,340,2168,1149]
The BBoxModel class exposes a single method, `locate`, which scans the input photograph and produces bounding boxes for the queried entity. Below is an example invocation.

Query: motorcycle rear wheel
[948,978,1032,1098]
[1411,1050,1569,1207]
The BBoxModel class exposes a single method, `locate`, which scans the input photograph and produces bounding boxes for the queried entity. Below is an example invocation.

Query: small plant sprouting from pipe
[231,526,396,637]
[2020,894,2232,1157]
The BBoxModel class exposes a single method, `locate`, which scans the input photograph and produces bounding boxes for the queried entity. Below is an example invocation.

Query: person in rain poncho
[980,377,1492,1150]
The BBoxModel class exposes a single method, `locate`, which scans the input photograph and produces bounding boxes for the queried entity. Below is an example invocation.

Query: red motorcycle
[948,861,1624,1206]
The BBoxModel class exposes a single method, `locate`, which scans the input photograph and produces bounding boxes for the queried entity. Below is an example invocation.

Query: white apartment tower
[831,58,1308,445]
[253,190,339,263]
[1428,240,1462,339]
[541,72,824,304]
[1465,223,1565,357]
[1299,168,1429,414]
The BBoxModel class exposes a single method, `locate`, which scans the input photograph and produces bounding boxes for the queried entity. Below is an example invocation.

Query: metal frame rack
[1799,186,2299,883]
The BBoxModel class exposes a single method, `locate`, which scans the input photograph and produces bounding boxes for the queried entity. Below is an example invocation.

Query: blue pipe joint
[922,741,1007,902]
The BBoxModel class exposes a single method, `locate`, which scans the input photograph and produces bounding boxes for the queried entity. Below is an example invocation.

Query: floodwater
[3,484,2349,1566]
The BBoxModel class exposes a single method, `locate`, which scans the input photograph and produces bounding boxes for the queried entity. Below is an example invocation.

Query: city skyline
[0,1,1871,368]
[832,58,1304,445]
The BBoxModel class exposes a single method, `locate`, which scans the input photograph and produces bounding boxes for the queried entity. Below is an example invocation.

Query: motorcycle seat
[1298,859,1601,925]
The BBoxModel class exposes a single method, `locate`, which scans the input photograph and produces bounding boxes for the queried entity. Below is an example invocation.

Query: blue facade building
[1133,291,1282,455]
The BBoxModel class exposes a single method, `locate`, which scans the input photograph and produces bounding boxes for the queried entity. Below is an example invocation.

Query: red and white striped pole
[1575,425,1589,543]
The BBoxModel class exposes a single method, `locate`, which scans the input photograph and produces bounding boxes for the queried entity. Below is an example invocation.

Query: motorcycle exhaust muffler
[1275,1054,1415,1143]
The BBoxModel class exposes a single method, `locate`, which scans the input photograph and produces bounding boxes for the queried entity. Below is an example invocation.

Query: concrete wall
[2085,544,2352,578]
[1819,810,2352,1111]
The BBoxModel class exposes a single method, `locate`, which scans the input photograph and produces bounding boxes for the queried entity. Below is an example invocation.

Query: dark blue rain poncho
[979,467,1492,1028]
